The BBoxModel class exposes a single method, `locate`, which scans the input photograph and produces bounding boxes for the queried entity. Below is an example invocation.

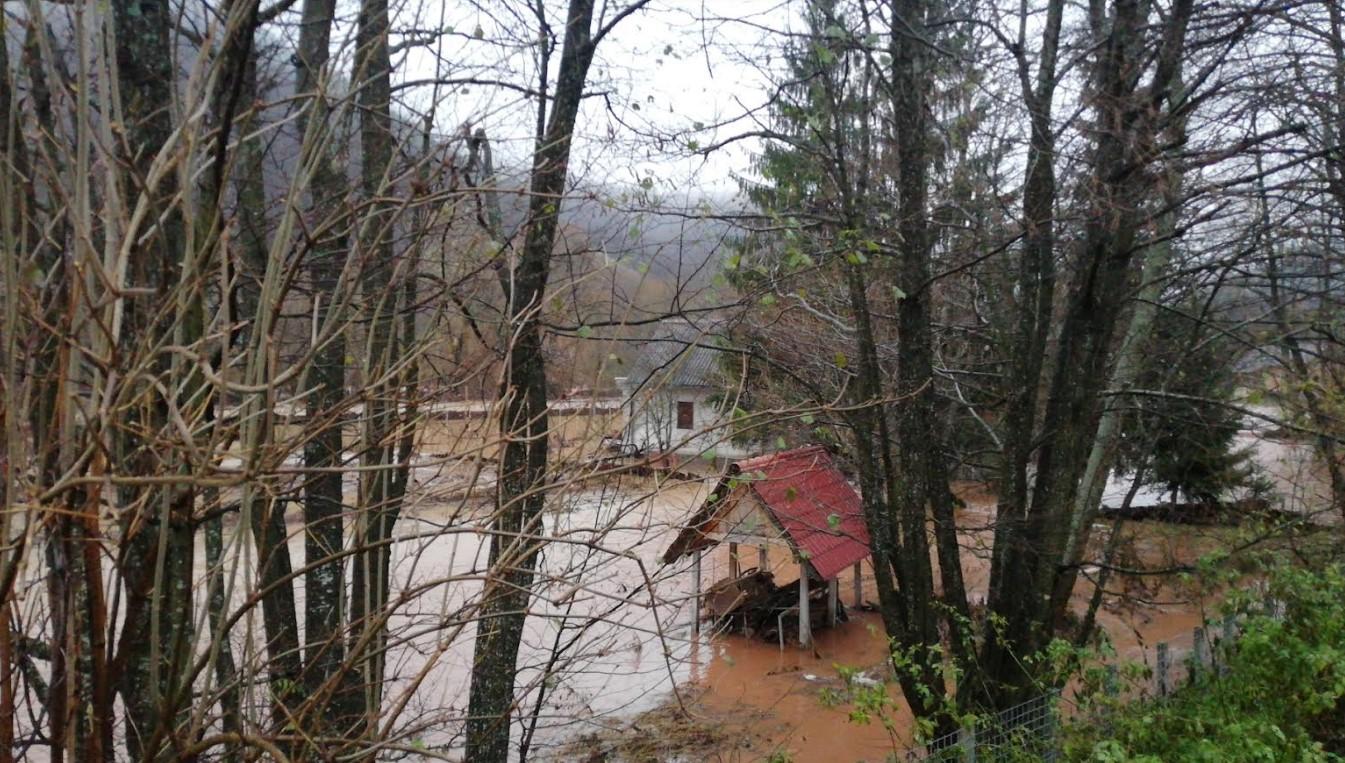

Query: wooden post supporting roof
[827,579,838,627]
[853,562,863,608]
[692,550,701,636]
[798,564,812,648]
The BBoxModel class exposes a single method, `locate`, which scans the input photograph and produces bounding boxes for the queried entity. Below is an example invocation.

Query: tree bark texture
[465,1,601,759]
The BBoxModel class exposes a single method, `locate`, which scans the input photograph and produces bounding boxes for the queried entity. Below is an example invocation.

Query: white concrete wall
[617,385,756,459]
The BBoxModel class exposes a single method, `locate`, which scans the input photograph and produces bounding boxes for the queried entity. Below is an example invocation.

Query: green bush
[1064,565,1345,762]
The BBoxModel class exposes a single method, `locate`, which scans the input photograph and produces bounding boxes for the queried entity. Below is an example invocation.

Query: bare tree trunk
[16,15,93,760]
[1260,165,1345,519]
[1284,2,1345,519]
[0,10,18,752]
[842,262,946,716]
[348,0,402,733]
[1051,75,1189,622]
[465,2,608,758]
[796,0,952,722]
[109,0,200,754]
[888,0,971,645]
[984,0,1195,703]
[202,489,241,757]
[983,0,1064,692]
[207,0,304,735]
[293,0,350,727]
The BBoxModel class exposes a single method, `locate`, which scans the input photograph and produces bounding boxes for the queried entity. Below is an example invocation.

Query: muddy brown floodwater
[9,409,1315,762]
[47,471,1243,763]
[570,481,1241,763]
[373,475,713,759]
[387,411,1312,760]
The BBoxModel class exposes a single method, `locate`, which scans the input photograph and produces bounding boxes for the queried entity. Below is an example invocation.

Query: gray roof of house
[624,321,727,391]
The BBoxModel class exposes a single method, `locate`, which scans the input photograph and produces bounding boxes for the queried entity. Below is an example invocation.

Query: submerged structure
[662,446,872,647]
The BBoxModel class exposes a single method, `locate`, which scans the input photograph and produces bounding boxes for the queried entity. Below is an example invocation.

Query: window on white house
[675,401,694,430]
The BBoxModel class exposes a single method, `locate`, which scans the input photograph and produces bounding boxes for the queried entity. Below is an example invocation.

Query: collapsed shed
[661,446,872,647]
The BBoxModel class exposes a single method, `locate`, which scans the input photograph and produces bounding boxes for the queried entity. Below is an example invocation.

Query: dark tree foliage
[1115,303,1260,504]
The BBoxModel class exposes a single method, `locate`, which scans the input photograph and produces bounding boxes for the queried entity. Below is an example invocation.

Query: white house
[614,320,757,460]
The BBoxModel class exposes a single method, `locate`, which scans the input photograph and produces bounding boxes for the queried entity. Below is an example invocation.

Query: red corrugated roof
[735,446,871,581]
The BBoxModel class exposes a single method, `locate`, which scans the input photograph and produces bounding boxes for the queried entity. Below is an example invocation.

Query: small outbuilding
[662,445,871,647]
[613,319,757,460]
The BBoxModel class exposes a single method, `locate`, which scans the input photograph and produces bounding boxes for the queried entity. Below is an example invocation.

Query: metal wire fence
[906,691,1061,762]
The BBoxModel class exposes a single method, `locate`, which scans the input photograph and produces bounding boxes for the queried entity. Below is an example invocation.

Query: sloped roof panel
[625,320,725,390]
[737,446,871,580]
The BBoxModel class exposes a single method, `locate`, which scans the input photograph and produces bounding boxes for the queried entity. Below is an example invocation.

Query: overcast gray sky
[390,0,797,204]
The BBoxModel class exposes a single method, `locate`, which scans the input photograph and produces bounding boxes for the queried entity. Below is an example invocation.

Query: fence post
[1219,614,1236,676]
[1190,626,1207,683]
[958,725,976,763]
[1044,691,1060,761]
[1266,595,1284,620]
[1156,642,1170,696]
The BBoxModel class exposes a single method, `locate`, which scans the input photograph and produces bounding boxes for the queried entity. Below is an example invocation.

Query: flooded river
[367,410,1328,760]
[12,409,1315,762]
[361,468,1242,761]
